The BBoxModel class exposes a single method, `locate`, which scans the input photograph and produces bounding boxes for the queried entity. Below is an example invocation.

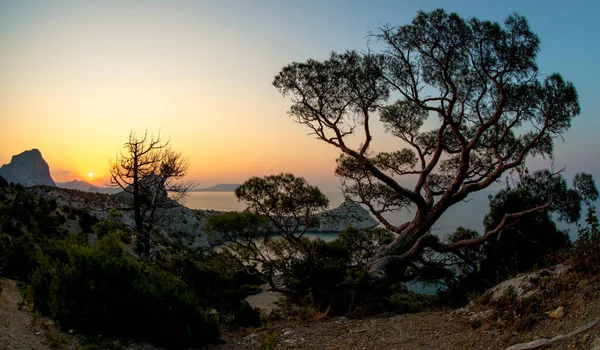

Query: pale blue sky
[1,0,598,188]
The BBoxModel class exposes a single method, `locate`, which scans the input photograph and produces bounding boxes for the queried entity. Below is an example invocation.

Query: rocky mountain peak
[0,149,56,187]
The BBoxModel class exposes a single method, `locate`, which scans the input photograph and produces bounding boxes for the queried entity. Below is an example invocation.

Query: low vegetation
[2,163,600,349]
[0,179,261,349]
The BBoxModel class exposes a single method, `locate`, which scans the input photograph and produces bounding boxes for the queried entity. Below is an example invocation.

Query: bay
[182,190,491,238]
[184,190,492,295]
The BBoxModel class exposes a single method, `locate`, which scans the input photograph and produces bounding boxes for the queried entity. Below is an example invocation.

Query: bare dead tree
[110,131,193,257]
[273,10,582,279]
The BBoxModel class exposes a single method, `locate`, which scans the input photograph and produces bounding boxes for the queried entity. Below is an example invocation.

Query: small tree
[235,173,330,240]
[110,131,192,257]
[207,174,398,312]
[274,9,583,279]
[207,174,328,293]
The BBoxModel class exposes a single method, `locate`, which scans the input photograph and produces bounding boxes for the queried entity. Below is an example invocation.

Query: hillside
[25,186,379,248]
[3,265,600,349]
[28,185,220,248]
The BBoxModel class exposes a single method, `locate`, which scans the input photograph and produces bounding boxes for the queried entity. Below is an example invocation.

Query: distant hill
[192,184,240,192]
[56,180,120,194]
[0,149,56,187]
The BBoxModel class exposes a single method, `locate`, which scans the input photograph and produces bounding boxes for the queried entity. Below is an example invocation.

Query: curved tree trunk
[367,211,435,279]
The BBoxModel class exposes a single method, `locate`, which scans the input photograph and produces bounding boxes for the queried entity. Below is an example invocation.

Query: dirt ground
[0,278,49,350]
[207,311,597,350]
[210,272,600,350]
[3,273,600,350]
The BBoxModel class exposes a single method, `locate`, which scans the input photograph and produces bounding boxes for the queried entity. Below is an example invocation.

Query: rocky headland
[0,149,55,187]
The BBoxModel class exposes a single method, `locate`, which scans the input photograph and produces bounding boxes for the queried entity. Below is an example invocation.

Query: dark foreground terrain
[3,267,600,350]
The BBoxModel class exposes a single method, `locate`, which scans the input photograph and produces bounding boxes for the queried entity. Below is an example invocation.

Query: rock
[335,317,349,324]
[0,149,56,187]
[450,308,493,324]
[244,333,258,339]
[283,338,298,345]
[450,308,470,316]
[468,310,494,323]
[547,306,565,319]
[312,198,378,232]
[484,265,569,304]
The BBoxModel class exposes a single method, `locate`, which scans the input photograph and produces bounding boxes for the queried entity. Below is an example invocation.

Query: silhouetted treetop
[274,9,583,279]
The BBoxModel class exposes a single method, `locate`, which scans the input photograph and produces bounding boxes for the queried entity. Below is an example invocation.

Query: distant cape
[192,184,240,192]
[56,180,120,194]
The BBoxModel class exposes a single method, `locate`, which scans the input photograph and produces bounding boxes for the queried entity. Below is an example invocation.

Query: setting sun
[87,172,94,178]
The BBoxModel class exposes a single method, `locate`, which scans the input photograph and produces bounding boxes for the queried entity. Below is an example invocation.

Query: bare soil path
[0,278,49,350]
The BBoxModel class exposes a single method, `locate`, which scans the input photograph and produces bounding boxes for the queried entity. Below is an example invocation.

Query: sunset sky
[1,0,599,189]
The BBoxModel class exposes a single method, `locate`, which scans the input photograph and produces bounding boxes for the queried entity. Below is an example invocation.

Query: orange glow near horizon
[2,1,599,190]
[0,1,350,188]
[0,1,337,185]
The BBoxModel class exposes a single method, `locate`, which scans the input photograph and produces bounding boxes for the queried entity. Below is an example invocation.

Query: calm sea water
[182,190,490,237]
[183,190,493,294]
[182,189,589,294]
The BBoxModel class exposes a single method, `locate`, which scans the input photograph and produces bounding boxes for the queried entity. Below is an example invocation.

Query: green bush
[92,219,134,244]
[389,287,437,314]
[29,233,219,349]
[572,207,600,273]
[491,286,543,331]
[153,247,262,328]
[77,209,99,233]
[216,225,434,316]
[2,231,41,280]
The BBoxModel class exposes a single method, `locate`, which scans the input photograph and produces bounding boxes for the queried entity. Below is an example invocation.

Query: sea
[182,190,491,295]
[181,189,491,239]
[182,189,600,294]
[181,189,585,294]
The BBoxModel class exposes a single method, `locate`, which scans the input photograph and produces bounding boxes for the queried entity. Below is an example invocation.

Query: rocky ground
[0,278,48,350]
[3,266,600,350]
[209,265,600,350]
[209,311,600,350]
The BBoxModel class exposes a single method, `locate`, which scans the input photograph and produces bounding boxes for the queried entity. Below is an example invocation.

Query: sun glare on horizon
[87,172,94,178]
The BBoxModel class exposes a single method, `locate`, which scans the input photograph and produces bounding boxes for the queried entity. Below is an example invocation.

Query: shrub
[77,210,99,233]
[29,233,219,349]
[491,286,543,331]
[571,207,600,273]
[2,231,41,280]
[92,219,134,243]
[153,247,262,328]
[389,288,437,314]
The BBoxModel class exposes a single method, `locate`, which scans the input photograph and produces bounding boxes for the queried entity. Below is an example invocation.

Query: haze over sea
[185,189,496,294]
[183,189,492,240]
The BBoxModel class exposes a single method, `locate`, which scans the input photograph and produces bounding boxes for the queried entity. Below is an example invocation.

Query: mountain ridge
[56,179,120,194]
